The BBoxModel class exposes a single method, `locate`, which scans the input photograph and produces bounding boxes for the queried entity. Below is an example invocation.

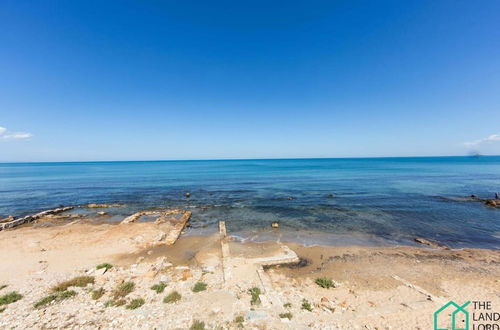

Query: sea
[1,157,499,249]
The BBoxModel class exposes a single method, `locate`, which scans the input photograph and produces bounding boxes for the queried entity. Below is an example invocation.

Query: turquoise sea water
[1,157,500,249]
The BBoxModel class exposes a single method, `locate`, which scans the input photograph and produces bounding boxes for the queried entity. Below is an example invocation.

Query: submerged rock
[414,237,449,250]
[86,203,121,208]
[271,222,279,228]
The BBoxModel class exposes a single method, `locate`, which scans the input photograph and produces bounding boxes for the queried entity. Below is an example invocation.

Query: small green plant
[248,287,261,305]
[113,281,135,299]
[52,276,94,292]
[126,298,145,310]
[104,300,114,307]
[0,291,22,306]
[34,290,76,308]
[91,288,105,300]
[96,263,113,271]
[104,298,127,307]
[315,277,335,289]
[58,290,77,299]
[279,312,293,320]
[283,302,292,308]
[190,320,205,330]
[150,282,167,294]
[163,291,181,303]
[0,285,7,290]
[192,282,207,293]
[234,315,244,327]
[301,298,313,311]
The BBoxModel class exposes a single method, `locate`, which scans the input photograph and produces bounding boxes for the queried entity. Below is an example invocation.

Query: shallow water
[1,157,499,249]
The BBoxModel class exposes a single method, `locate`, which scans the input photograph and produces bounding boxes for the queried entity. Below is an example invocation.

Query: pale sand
[0,222,499,329]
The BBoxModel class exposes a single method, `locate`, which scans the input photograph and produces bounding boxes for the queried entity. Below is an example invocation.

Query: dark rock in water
[470,194,478,199]
[414,237,449,250]
[326,194,335,198]
[184,192,191,198]
[495,192,499,199]
[485,199,498,207]
[285,196,294,200]
[271,221,279,228]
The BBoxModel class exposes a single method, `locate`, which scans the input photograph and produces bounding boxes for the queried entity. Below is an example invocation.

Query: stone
[155,231,166,241]
[95,267,107,276]
[97,211,106,216]
[414,237,448,249]
[184,192,191,198]
[271,222,279,228]
[246,310,269,322]
[485,199,497,207]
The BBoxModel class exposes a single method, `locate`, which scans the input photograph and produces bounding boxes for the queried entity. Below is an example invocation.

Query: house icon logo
[434,301,470,330]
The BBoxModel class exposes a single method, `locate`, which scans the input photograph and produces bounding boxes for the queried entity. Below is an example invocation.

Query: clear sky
[1,0,499,162]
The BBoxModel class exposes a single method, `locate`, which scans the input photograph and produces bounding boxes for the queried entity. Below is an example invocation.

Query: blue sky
[1,0,499,161]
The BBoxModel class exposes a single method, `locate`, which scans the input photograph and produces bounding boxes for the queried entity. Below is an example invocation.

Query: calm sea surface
[1,157,500,249]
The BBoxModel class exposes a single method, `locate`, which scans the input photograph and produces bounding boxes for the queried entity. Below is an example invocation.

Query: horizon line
[1,154,499,164]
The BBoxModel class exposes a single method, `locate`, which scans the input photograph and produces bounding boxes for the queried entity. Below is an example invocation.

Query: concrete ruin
[0,206,74,231]
[120,209,192,245]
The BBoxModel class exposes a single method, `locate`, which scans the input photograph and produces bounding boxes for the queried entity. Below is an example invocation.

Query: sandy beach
[1,216,499,329]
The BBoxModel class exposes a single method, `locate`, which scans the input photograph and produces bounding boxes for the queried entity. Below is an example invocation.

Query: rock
[181,269,191,281]
[320,297,337,312]
[95,267,107,276]
[155,231,167,241]
[285,196,294,200]
[246,310,269,322]
[97,211,106,216]
[271,222,279,228]
[86,203,121,208]
[326,194,335,198]
[184,192,191,198]
[414,237,449,249]
[0,216,14,223]
[485,199,498,207]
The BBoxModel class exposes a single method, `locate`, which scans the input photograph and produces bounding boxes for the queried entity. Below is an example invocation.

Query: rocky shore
[1,213,499,329]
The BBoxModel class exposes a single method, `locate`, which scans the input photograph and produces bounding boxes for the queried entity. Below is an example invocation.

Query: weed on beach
[113,281,135,299]
[283,302,292,308]
[248,287,261,305]
[0,291,22,306]
[163,291,181,303]
[190,320,205,330]
[104,299,127,308]
[96,263,113,271]
[126,298,145,310]
[0,307,5,313]
[51,276,95,292]
[279,312,293,320]
[192,282,207,293]
[150,282,167,294]
[91,288,105,300]
[34,290,76,309]
[234,315,244,327]
[315,277,336,289]
[301,298,313,311]
[0,284,7,291]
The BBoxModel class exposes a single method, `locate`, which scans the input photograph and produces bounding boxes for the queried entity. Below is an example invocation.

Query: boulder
[485,199,498,207]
